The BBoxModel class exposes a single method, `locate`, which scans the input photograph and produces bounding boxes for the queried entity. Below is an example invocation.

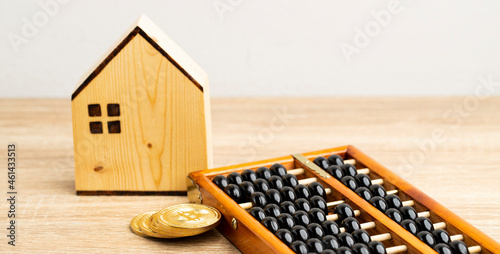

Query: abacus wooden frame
[187,145,500,254]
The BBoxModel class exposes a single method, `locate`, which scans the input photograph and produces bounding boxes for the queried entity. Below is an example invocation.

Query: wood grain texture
[72,34,208,192]
[0,97,499,253]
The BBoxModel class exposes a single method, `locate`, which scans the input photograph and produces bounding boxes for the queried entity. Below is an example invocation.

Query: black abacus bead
[212,175,228,189]
[250,192,267,207]
[369,184,387,198]
[261,216,280,233]
[449,241,470,254]
[241,169,257,182]
[256,167,272,180]
[239,181,256,199]
[280,201,298,214]
[434,243,453,254]
[293,210,311,226]
[400,219,419,235]
[341,164,357,177]
[385,208,403,224]
[256,167,273,180]
[283,174,300,187]
[338,232,355,247]
[336,246,354,254]
[384,194,403,209]
[291,225,310,242]
[253,178,270,193]
[295,198,312,212]
[354,174,372,188]
[307,223,326,239]
[313,156,330,170]
[326,165,344,180]
[355,187,372,202]
[277,213,296,229]
[432,229,451,244]
[308,182,326,199]
[370,196,389,213]
[321,249,336,254]
[309,208,327,223]
[310,196,328,214]
[270,163,288,177]
[227,172,243,185]
[417,231,437,247]
[290,240,309,254]
[415,217,435,232]
[334,203,355,222]
[351,229,371,244]
[352,243,371,254]
[322,220,341,236]
[266,189,283,204]
[368,241,387,254]
[327,154,344,166]
[295,185,312,199]
[268,175,285,190]
[248,207,266,221]
[399,206,418,221]
[275,228,295,246]
[307,238,325,253]
[340,176,358,191]
[340,217,361,233]
[281,186,298,202]
[264,204,281,217]
[224,184,243,202]
[322,235,341,250]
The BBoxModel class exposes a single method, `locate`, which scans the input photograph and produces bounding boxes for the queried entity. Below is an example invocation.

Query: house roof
[72,15,208,100]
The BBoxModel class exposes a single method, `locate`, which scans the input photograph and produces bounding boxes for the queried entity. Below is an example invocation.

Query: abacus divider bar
[386,245,408,254]
[370,233,392,242]
[468,246,482,253]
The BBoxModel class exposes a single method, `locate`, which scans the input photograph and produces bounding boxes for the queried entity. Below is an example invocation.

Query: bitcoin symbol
[177,210,202,222]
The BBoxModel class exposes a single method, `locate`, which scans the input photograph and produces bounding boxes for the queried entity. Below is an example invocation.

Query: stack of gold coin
[130,204,221,238]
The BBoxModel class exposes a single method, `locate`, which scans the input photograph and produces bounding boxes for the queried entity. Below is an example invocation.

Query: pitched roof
[72,15,208,100]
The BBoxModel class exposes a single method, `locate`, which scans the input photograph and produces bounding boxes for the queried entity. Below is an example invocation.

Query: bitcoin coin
[137,211,170,238]
[156,204,221,238]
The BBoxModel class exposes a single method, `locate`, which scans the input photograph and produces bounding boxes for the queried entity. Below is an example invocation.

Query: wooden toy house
[71,15,212,194]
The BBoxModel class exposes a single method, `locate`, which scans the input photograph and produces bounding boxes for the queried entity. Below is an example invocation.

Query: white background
[0,0,499,98]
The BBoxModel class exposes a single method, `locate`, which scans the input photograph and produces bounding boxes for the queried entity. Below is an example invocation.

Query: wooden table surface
[1,97,499,253]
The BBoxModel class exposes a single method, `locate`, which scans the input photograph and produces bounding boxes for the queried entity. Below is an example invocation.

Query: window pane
[107,104,120,116]
[88,104,101,117]
[89,122,103,134]
[108,121,121,134]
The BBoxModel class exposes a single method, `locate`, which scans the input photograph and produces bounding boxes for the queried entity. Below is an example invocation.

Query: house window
[88,103,121,134]
[89,122,103,134]
[107,104,120,116]
[88,104,101,116]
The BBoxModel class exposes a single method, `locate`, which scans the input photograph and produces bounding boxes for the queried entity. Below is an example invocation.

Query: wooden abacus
[187,145,500,253]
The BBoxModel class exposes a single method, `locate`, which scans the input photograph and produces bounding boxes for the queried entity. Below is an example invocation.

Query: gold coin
[137,211,171,238]
[155,204,221,238]
[130,212,149,237]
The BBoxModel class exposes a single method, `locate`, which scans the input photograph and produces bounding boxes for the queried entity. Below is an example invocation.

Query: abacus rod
[434,222,446,230]
[371,179,384,185]
[386,245,408,254]
[240,202,252,210]
[386,190,398,195]
[450,234,463,241]
[468,246,482,253]
[417,211,430,218]
[287,168,369,176]
[326,200,344,207]
[326,210,361,221]
[343,159,356,165]
[370,232,392,242]
[401,200,414,206]
[339,221,376,233]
